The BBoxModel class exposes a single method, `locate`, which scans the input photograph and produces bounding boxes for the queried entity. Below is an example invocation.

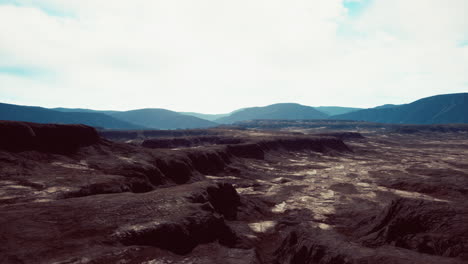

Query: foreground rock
[0,121,99,153]
[356,198,468,259]
[0,181,243,263]
[274,223,465,264]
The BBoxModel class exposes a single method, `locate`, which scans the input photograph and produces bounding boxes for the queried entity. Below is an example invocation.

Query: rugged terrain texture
[1,121,467,263]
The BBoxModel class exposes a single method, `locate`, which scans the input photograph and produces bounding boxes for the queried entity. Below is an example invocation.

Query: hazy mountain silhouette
[215,103,328,124]
[181,107,247,122]
[109,109,217,129]
[332,93,468,124]
[179,112,230,122]
[4,93,467,128]
[53,107,118,115]
[314,106,362,116]
[372,104,400,109]
[54,107,218,129]
[0,103,142,129]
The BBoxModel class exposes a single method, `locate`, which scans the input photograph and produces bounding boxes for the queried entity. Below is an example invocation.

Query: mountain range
[0,103,142,129]
[1,93,467,129]
[108,109,216,129]
[333,93,468,124]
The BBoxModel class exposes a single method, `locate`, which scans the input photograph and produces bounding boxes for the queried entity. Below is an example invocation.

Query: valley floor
[0,122,467,263]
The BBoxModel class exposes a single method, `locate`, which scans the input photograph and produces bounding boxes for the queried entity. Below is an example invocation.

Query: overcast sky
[0,0,467,113]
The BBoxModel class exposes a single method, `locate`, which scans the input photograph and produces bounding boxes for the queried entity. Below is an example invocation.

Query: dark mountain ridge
[314,106,362,115]
[215,103,328,124]
[109,108,217,129]
[2,93,467,128]
[1,103,217,130]
[0,103,142,129]
[332,93,468,124]
[53,107,118,115]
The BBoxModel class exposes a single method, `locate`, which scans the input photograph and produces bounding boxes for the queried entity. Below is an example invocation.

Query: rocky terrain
[1,120,467,263]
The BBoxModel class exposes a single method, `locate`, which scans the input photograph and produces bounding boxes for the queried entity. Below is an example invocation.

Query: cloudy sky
[0,0,467,113]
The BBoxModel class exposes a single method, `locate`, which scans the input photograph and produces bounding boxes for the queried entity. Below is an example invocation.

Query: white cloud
[0,0,467,113]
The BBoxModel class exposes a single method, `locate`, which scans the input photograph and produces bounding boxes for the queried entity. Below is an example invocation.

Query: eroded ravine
[1,121,467,263]
[219,132,468,263]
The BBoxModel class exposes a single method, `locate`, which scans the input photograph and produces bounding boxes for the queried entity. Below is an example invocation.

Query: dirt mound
[0,121,100,153]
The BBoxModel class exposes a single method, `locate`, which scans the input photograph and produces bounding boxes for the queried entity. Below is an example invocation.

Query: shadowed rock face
[273,198,468,264]
[0,121,100,153]
[274,224,465,264]
[1,121,468,263]
[356,198,468,258]
[0,181,240,263]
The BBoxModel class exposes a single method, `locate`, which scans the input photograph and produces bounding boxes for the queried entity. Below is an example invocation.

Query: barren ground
[1,121,467,263]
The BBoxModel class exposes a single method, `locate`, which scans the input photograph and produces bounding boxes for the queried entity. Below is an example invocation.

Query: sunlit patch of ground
[230,132,468,232]
[248,220,277,233]
[51,160,92,170]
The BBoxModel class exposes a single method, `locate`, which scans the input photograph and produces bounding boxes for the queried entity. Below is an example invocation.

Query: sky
[0,0,467,114]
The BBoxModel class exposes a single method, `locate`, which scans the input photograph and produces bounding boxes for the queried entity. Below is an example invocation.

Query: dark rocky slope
[274,223,464,264]
[0,121,100,153]
[356,198,468,258]
[0,181,240,263]
[273,198,468,264]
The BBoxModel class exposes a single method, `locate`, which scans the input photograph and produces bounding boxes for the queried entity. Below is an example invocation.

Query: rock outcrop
[0,182,240,263]
[356,198,468,259]
[0,121,100,153]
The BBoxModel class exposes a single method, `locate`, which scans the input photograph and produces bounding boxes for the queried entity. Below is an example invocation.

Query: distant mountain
[372,104,400,109]
[215,103,328,124]
[54,107,218,129]
[53,107,118,115]
[332,93,468,124]
[180,107,247,122]
[5,92,467,129]
[179,112,230,122]
[109,109,217,129]
[0,103,142,129]
[314,106,362,116]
